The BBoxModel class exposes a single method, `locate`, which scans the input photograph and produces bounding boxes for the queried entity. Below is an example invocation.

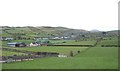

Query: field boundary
[48,45,94,47]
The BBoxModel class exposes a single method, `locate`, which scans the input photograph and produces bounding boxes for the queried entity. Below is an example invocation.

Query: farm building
[29,39,50,47]
[7,42,26,47]
[30,42,40,46]
[35,39,51,46]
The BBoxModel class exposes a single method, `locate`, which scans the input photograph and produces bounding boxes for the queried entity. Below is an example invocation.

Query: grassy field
[1,39,96,47]
[13,46,88,56]
[2,47,118,69]
[1,37,117,47]
[12,40,34,44]
[100,40,118,45]
[1,37,118,69]
[1,41,8,47]
[97,38,118,46]
[1,50,27,56]
[56,40,96,45]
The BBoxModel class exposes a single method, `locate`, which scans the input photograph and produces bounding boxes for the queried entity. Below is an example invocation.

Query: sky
[0,0,119,31]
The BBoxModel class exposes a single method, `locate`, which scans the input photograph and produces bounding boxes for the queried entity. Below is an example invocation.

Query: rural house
[30,42,40,46]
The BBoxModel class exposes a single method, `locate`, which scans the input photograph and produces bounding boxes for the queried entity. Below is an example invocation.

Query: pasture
[1,50,27,56]
[56,40,96,45]
[2,47,118,69]
[97,38,118,46]
[1,26,118,69]
[1,39,96,47]
[13,46,88,56]
[1,36,118,69]
[12,40,34,44]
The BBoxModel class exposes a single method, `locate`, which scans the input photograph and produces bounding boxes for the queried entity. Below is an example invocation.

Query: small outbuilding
[30,42,40,47]
[7,42,26,47]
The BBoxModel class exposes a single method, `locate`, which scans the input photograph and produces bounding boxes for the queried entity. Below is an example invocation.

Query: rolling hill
[1,26,119,40]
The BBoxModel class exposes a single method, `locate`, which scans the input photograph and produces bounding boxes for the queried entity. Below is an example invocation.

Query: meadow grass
[2,39,96,47]
[1,50,27,56]
[2,47,118,69]
[97,39,118,46]
[12,40,34,44]
[13,46,88,56]
[58,40,96,45]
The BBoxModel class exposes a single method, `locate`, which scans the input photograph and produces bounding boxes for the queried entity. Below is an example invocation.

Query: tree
[70,51,73,57]
[77,50,80,53]
[102,32,107,37]
[82,35,85,37]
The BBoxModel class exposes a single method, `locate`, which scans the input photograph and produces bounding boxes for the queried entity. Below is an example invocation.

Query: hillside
[1,26,118,40]
[1,26,88,38]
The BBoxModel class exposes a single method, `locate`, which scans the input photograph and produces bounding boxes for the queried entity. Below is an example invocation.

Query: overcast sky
[0,0,119,31]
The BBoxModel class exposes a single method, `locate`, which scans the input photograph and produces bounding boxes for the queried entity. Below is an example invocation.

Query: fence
[1,52,59,63]
[48,45,94,47]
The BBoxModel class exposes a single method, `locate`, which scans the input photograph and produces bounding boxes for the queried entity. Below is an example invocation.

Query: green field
[2,47,118,69]
[56,40,96,45]
[1,34,118,69]
[2,39,97,48]
[97,38,118,46]
[1,50,27,56]
[13,46,88,56]
[1,37,117,47]
[99,40,118,45]
[13,40,34,44]
[1,41,8,47]
[1,26,118,69]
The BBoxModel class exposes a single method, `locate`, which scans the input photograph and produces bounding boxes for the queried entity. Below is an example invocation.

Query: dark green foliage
[77,50,80,53]
[70,51,73,57]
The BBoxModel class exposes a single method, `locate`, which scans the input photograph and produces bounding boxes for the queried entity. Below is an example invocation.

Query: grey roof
[7,42,22,45]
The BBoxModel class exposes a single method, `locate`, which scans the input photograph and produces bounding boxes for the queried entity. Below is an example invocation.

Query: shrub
[77,50,80,53]
[62,41,66,43]
[70,51,73,57]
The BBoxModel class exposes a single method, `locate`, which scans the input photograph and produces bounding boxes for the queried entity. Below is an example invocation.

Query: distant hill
[1,26,118,39]
[90,29,100,32]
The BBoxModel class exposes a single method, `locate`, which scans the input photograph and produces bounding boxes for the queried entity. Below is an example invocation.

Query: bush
[62,41,66,43]
[70,51,73,57]
[77,50,80,53]
[101,45,118,47]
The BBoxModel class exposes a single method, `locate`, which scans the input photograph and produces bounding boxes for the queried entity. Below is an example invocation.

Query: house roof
[7,42,23,45]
